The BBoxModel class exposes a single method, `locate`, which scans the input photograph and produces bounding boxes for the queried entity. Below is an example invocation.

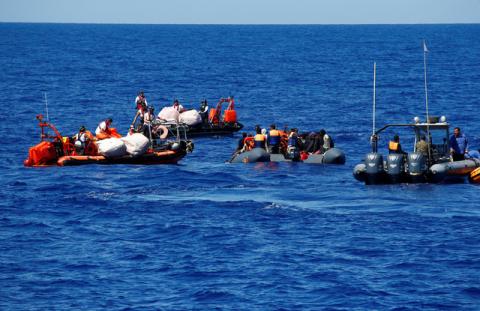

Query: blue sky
[0,0,479,24]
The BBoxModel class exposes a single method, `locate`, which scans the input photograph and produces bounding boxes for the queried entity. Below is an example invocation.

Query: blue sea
[1,23,480,310]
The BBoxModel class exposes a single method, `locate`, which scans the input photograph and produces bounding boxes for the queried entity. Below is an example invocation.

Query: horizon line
[1,21,479,26]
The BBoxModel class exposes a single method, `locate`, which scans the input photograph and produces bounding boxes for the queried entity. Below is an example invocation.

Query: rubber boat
[230,130,346,164]
[230,147,346,164]
[24,114,193,167]
[156,97,243,137]
[353,116,480,184]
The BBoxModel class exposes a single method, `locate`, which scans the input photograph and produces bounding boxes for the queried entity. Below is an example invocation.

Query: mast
[371,62,378,153]
[44,92,49,122]
[373,62,376,135]
[423,40,432,163]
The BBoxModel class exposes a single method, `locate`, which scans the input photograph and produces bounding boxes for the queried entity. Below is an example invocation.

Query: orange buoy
[469,167,480,184]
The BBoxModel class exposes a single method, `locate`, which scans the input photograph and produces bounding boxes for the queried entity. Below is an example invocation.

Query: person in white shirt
[135,90,148,111]
[95,118,112,136]
[172,99,185,112]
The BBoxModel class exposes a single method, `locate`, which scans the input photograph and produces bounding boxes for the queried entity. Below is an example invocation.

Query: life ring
[153,125,169,139]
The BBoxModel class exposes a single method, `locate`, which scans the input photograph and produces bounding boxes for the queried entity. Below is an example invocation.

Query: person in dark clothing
[388,134,407,154]
[237,133,247,152]
[450,127,468,161]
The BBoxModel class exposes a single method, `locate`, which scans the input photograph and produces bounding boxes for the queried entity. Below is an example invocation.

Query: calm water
[1,23,480,310]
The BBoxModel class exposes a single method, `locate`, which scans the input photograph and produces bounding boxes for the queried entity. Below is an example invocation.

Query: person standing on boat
[268,124,281,154]
[199,99,209,124]
[450,127,468,161]
[415,135,429,155]
[135,90,148,112]
[388,134,407,154]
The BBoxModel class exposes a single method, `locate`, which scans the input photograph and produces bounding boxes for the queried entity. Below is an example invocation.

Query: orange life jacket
[389,141,399,151]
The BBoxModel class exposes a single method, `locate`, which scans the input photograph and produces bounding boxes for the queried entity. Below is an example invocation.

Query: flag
[423,40,429,53]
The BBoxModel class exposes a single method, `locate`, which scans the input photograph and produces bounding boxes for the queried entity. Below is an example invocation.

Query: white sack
[179,109,202,126]
[158,107,179,122]
[97,138,127,158]
[121,133,149,157]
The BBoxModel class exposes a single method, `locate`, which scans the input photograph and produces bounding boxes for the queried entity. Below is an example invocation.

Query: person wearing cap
[388,134,406,154]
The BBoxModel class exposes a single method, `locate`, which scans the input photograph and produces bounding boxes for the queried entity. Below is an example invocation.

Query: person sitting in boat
[267,124,281,154]
[415,135,429,156]
[450,127,468,161]
[173,99,185,113]
[96,118,121,140]
[288,128,299,149]
[236,132,247,152]
[73,125,95,155]
[388,134,407,155]
[254,127,267,149]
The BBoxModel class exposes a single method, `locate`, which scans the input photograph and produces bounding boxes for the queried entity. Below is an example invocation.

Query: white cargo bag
[97,138,127,158]
[179,109,202,126]
[158,107,179,122]
[121,133,149,157]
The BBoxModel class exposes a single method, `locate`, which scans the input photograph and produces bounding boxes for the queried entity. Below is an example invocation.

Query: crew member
[450,127,468,161]
[135,90,148,112]
[173,99,185,112]
[254,127,266,149]
[267,124,281,154]
[415,135,429,155]
[388,134,406,154]
[95,118,121,139]
[199,99,209,124]
[73,126,94,155]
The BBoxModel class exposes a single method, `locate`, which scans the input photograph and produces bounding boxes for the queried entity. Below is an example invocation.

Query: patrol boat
[353,116,480,184]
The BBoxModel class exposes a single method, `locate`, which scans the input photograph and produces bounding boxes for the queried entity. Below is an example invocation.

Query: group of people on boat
[384,126,479,160]
[235,124,334,159]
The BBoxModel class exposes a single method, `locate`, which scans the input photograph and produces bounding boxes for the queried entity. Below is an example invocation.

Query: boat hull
[231,147,346,165]
[57,150,185,166]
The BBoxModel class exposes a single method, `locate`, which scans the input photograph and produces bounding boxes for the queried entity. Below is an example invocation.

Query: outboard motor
[407,152,427,183]
[365,152,385,184]
[386,154,405,183]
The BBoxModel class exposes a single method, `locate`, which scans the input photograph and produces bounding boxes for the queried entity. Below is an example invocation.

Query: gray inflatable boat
[230,147,346,165]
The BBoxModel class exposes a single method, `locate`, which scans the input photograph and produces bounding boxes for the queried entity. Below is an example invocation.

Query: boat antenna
[44,92,49,122]
[423,40,432,163]
[373,61,376,135]
[371,62,378,153]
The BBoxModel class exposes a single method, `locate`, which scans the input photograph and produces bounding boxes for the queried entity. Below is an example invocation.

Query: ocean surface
[1,23,480,310]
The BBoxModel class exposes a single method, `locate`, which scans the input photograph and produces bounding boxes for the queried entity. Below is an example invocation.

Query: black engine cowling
[365,152,385,184]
